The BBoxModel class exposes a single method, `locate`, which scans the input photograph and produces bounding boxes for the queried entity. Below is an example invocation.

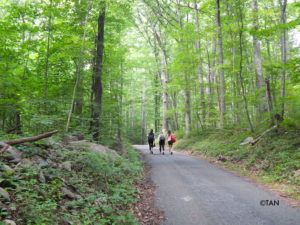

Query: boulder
[9,205,17,211]
[0,142,9,152]
[240,137,254,145]
[44,138,64,150]
[31,155,49,167]
[0,187,10,201]
[68,140,117,156]
[3,220,16,225]
[20,158,33,165]
[61,187,80,199]
[3,146,22,162]
[39,170,46,183]
[2,165,14,173]
[61,161,72,172]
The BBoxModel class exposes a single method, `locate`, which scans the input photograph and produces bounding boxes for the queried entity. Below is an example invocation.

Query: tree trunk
[5,130,58,145]
[216,0,225,128]
[44,0,53,110]
[154,31,169,132]
[265,78,275,124]
[154,72,160,132]
[161,52,169,132]
[90,2,106,141]
[279,0,287,118]
[206,41,215,126]
[184,88,191,136]
[15,111,22,135]
[152,41,161,133]
[141,86,146,144]
[170,92,179,131]
[252,0,267,119]
[66,0,92,131]
[237,4,254,132]
[194,2,206,126]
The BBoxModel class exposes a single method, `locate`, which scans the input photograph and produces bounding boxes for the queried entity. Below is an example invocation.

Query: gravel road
[134,145,300,225]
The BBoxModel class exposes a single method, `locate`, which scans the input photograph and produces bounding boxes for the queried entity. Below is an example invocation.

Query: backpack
[171,134,176,143]
[160,135,165,141]
[148,133,154,141]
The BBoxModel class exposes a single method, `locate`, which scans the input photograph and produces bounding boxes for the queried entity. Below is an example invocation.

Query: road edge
[175,149,300,209]
[132,146,166,225]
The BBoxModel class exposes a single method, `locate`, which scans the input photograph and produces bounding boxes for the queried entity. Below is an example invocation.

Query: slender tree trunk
[237,4,254,132]
[194,2,206,126]
[161,52,169,132]
[15,111,22,135]
[265,78,275,124]
[90,2,106,141]
[170,92,179,131]
[252,0,267,119]
[279,0,287,118]
[211,38,217,127]
[141,86,146,144]
[216,0,225,128]
[206,42,214,125]
[44,0,53,110]
[152,41,162,132]
[154,72,160,132]
[117,63,124,143]
[154,31,169,132]
[66,0,92,131]
[184,65,192,135]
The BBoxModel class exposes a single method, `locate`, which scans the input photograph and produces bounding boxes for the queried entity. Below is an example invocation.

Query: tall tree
[43,0,53,111]
[279,0,288,118]
[216,0,226,128]
[90,1,106,141]
[252,0,267,119]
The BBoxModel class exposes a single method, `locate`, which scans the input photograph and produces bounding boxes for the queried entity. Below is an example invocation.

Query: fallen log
[251,125,277,145]
[4,130,59,145]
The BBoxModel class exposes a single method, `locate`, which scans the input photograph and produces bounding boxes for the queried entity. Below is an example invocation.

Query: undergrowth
[0,140,143,225]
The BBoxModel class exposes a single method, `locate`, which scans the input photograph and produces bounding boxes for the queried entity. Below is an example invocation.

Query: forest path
[133,145,300,225]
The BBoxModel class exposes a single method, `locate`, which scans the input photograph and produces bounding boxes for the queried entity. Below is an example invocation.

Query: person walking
[148,129,155,154]
[167,130,176,155]
[158,131,166,154]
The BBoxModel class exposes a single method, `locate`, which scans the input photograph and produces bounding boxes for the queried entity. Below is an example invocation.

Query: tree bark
[141,86,146,144]
[252,0,267,119]
[216,0,226,128]
[90,2,106,141]
[279,0,287,118]
[66,0,93,132]
[194,2,206,126]
[184,88,191,135]
[44,0,53,110]
[154,30,169,132]
[206,43,213,123]
[237,3,254,132]
[265,78,275,124]
[4,130,58,145]
[154,72,160,132]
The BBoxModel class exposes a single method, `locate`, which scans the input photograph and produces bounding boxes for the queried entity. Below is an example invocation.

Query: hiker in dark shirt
[148,129,155,154]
